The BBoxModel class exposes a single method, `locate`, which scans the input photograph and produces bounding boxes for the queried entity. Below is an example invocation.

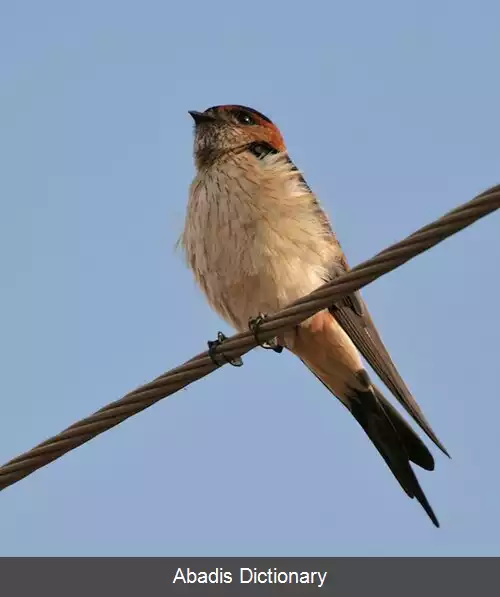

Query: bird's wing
[285,156,448,456]
[327,250,449,457]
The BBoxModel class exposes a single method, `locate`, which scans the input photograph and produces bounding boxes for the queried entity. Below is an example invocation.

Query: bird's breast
[182,156,338,331]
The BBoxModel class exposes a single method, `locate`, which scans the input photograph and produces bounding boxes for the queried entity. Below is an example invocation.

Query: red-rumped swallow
[181,105,448,527]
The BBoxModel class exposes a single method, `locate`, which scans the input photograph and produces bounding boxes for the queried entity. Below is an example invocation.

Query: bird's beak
[188,110,216,125]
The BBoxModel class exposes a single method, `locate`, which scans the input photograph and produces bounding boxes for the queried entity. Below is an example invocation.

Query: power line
[0,184,498,492]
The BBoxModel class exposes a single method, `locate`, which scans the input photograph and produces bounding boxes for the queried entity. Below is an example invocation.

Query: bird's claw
[207,331,243,367]
[248,313,283,354]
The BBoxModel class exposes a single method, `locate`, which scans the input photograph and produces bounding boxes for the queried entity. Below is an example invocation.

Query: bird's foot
[248,313,283,354]
[207,332,243,367]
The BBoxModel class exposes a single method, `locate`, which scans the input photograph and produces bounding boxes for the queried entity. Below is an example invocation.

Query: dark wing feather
[289,161,449,457]
[328,253,449,457]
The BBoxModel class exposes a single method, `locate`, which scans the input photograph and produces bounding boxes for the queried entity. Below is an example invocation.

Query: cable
[0,184,498,491]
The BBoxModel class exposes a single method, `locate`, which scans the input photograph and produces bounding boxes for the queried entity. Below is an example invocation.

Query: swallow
[181,104,448,526]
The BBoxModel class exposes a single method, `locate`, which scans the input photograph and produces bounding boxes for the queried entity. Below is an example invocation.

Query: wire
[0,184,499,492]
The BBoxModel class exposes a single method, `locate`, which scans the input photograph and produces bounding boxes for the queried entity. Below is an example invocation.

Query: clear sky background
[0,0,499,556]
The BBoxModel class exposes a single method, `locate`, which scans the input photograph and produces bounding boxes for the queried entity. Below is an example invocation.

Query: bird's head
[188,105,286,169]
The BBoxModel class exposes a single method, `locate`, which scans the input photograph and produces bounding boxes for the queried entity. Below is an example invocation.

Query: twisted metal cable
[1,184,499,491]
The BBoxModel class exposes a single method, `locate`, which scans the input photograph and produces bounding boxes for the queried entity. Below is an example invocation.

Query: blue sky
[0,0,499,556]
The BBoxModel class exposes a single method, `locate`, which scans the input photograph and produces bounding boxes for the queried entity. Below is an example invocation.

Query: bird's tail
[287,311,439,526]
[349,383,439,527]
[298,353,439,527]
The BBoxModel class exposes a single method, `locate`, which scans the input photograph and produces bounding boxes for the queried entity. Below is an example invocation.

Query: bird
[180,104,449,527]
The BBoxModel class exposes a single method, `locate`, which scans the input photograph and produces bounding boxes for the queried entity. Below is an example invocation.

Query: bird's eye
[233,110,256,126]
[248,141,278,159]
